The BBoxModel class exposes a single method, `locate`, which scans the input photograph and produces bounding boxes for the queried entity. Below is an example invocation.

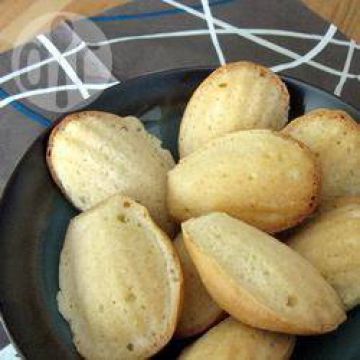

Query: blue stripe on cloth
[0,88,51,128]
[90,0,234,22]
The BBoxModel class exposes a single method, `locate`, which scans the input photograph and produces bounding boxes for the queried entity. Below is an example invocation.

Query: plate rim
[0,66,359,358]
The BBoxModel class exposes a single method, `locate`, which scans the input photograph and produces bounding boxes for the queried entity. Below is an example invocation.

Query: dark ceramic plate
[0,68,359,360]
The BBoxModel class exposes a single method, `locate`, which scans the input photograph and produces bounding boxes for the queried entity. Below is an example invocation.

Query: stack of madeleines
[47,61,360,360]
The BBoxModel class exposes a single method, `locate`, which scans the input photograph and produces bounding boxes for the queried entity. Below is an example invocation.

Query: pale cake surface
[282,109,360,202]
[169,130,320,233]
[47,111,175,235]
[174,233,223,338]
[57,195,182,360]
[182,212,346,334]
[179,317,295,360]
[179,61,289,157]
[320,195,360,213]
[288,199,360,310]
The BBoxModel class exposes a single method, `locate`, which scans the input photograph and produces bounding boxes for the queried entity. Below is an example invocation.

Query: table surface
[0,0,358,53]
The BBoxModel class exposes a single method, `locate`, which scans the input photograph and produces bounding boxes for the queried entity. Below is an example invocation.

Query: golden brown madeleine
[179,61,289,157]
[182,212,346,335]
[58,195,183,360]
[288,198,360,310]
[179,317,295,360]
[174,233,224,338]
[168,130,320,233]
[282,109,360,202]
[47,111,175,235]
